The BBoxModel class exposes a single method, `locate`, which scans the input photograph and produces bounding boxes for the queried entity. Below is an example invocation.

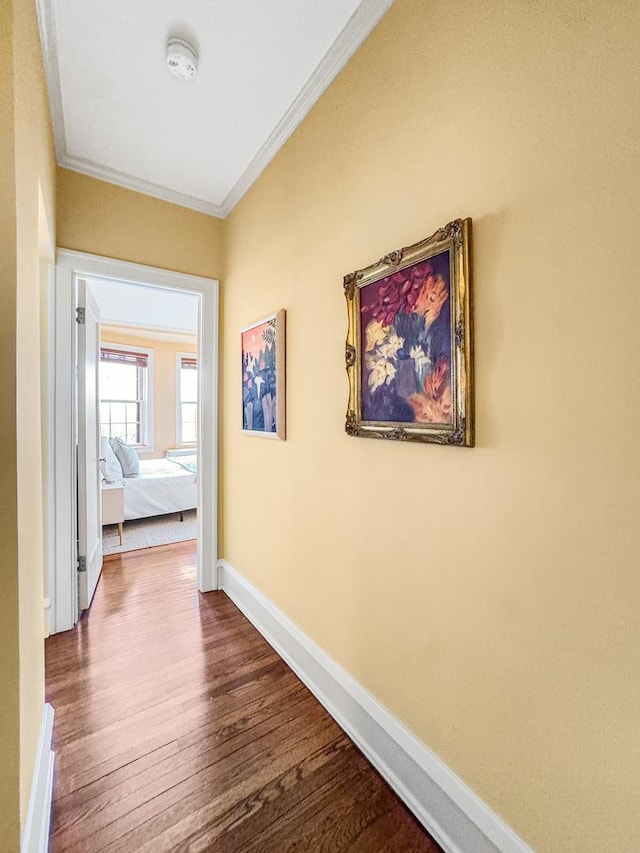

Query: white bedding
[121,458,197,520]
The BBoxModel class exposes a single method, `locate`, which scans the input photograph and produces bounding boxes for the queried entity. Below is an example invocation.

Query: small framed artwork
[344,218,473,446]
[241,309,286,439]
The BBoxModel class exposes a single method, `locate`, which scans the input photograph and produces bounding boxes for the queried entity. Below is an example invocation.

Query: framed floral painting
[241,309,286,439]
[344,219,473,446]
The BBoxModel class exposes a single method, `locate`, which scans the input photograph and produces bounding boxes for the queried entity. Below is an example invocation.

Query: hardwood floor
[46,542,442,852]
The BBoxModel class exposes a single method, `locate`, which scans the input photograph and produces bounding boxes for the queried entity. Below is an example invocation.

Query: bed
[121,455,197,521]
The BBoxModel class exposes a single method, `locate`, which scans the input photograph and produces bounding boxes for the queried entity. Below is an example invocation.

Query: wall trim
[59,154,226,218]
[35,0,67,167]
[21,704,55,853]
[35,0,395,219]
[218,0,395,217]
[218,560,534,853]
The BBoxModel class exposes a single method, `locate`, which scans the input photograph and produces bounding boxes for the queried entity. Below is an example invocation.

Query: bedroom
[88,277,200,556]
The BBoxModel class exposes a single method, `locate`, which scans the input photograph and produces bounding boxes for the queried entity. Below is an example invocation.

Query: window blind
[181,356,197,370]
[100,347,149,368]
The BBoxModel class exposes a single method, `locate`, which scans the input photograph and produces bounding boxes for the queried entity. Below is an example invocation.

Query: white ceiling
[37,0,394,218]
[88,277,198,333]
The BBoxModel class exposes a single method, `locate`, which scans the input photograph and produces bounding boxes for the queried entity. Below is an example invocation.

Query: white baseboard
[218,560,534,853]
[22,704,55,853]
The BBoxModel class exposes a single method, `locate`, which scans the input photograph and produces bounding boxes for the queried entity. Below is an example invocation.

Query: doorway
[93,280,200,559]
[48,250,219,634]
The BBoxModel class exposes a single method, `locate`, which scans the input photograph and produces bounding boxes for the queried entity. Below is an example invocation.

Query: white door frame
[77,280,103,610]
[49,249,219,633]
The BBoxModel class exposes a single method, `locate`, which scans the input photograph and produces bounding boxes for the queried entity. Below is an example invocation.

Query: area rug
[102,509,197,555]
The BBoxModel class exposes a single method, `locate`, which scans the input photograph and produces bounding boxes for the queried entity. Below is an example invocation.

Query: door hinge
[78,555,87,573]
[76,306,85,324]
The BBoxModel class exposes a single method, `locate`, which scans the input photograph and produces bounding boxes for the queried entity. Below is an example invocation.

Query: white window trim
[175,351,197,447]
[100,341,155,451]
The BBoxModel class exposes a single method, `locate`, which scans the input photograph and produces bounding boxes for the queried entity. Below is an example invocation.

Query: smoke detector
[166,37,198,81]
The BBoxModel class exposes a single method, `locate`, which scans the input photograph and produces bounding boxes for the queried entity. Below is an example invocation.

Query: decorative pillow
[101,437,123,482]
[109,437,140,477]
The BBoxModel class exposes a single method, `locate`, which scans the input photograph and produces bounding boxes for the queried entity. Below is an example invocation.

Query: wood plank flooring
[46,541,442,852]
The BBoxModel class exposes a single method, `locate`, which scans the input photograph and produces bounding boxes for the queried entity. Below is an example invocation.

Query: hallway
[45,542,440,852]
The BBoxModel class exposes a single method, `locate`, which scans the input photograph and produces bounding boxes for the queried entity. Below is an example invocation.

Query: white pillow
[110,437,140,477]
[101,438,123,482]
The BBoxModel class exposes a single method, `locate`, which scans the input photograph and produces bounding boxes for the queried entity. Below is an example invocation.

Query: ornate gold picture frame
[344,219,473,446]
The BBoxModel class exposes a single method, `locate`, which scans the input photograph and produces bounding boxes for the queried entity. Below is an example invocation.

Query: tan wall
[14,0,56,828]
[57,168,223,280]
[221,1,640,851]
[0,1,21,846]
[0,0,57,846]
[100,329,197,458]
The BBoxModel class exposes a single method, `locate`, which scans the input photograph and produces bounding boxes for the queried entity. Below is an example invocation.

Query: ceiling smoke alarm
[166,37,198,80]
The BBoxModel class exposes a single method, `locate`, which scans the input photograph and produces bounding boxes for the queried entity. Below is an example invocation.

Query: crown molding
[36,0,225,216]
[35,0,67,161]
[36,0,395,220]
[218,0,396,217]
[59,153,226,217]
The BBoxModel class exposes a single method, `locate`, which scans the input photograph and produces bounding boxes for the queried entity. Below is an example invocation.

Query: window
[99,345,153,446]
[177,353,198,445]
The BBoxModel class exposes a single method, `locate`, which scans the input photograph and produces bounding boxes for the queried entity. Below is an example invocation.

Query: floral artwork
[344,219,473,446]
[360,252,452,425]
[241,310,285,439]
